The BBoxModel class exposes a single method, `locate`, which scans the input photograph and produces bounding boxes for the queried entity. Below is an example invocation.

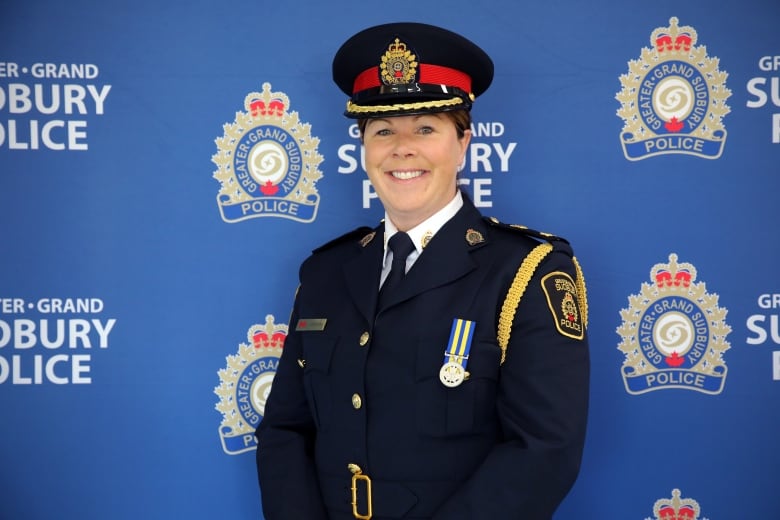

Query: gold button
[352,393,362,409]
[359,332,369,346]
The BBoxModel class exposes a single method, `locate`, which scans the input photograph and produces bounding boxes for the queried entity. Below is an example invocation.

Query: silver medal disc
[439,361,465,387]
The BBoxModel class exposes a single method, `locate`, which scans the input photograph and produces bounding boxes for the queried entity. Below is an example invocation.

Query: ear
[458,128,472,163]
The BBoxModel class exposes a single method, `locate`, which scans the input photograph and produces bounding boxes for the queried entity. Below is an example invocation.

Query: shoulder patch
[484,216,569,244]
[541,271,585,340]
[312,226,376,253]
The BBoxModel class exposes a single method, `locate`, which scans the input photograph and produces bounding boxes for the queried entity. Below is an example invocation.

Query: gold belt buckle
[348,463,372,520]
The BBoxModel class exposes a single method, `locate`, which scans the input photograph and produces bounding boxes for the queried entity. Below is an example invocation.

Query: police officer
[256,22,590,520]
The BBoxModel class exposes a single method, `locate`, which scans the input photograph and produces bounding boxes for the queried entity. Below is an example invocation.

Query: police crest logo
[541,272,585,340]
[214,315,286,455]
[617,254,731,395]
[380,38,418,85]
[616,17,731,160]
[212,82,323,223]
[645,489,706,520]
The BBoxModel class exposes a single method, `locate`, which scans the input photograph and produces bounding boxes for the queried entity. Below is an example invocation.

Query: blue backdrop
[2,1,779,518]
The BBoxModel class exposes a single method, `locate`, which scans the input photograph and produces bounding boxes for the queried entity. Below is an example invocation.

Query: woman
[256,22,590,519]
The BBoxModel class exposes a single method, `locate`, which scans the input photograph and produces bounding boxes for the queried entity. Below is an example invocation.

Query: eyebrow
[368,114,440,126]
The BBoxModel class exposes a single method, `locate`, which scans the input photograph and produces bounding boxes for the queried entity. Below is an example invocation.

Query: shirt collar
[383,191,464,267]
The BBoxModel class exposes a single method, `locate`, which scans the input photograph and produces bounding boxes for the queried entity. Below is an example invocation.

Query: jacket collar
[342,193,489,320]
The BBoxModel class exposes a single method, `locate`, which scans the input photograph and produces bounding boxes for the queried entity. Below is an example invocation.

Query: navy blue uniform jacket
[256,196,590,519]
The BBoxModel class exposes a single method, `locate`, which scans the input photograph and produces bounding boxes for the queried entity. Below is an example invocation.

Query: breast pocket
[415,339,501,437]
[301,334,338,432]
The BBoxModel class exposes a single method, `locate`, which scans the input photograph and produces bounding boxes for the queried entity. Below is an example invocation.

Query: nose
[391,134,416,157]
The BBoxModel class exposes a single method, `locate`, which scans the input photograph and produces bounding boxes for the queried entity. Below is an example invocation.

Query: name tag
[296,318,327,331]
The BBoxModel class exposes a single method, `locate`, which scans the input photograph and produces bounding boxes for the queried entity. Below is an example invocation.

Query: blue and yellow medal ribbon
[443,318,475,368]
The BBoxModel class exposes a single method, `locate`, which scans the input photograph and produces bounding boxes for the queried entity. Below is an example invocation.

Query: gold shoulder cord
[497,245,590,364]
[572,256,589,329]
[497,243,552,364]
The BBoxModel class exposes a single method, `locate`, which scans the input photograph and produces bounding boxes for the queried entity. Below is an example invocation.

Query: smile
[389,170,425,180]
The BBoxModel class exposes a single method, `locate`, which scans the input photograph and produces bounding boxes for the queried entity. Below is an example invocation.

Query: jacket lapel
[343,226,384,322]
[382,197,489,310]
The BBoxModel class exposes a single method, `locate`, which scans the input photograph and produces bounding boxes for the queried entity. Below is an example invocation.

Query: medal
[439,318,475,388]
[439,361,465,387]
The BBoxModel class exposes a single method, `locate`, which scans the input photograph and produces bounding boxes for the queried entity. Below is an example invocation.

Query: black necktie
[379,232,415,308]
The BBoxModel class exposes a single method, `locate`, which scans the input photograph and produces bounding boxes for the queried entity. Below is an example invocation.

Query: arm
[255,290,329,520]
[433,249,590,519]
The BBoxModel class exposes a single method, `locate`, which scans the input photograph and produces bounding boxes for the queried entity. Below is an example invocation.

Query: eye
[417,125,434,135]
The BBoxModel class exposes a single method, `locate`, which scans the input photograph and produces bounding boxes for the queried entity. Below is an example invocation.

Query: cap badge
[380,38,418,85]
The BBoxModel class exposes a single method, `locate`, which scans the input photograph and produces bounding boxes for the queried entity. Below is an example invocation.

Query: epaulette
[484,216,569,244]
[312,226,376,253]
[488,216,588,363]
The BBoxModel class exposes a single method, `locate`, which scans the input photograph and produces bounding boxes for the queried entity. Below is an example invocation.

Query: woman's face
[363,113,471,231]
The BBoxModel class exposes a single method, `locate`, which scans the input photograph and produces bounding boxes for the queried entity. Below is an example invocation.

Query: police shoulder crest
[541,271,585,340]
[488,216,588,345]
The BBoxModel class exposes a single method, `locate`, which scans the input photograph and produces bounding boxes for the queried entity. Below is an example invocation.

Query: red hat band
[352,63,472,97]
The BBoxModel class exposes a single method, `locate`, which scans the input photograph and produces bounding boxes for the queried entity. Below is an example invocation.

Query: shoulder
[299,225,378,279]
[483,216,573,256]
[311,225,378,254]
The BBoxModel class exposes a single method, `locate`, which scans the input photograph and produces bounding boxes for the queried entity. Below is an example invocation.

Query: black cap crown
[332,22,494,118]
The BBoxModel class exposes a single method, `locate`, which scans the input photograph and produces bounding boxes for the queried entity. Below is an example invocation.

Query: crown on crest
[387,38,409,55]
[651,253,697,289]
[380,37,418,85]
[562,292,579,323]
[651,17,698,54]
[244,82,290,119]
[652,489,701,520]
[248,314,287,349]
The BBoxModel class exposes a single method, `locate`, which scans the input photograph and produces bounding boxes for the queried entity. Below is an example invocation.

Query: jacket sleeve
[432,248,590,519]
[255,287,329,520]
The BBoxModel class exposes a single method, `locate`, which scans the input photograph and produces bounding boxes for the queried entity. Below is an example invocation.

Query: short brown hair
[357,109,472,141]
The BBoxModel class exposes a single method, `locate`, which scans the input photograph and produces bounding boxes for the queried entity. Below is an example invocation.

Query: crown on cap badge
[380,38,418,85]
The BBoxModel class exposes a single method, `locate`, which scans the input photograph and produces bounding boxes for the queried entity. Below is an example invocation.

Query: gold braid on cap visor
[346,94,472,115]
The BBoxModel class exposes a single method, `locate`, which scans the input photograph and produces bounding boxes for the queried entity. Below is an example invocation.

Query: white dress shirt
[380,190,464,288]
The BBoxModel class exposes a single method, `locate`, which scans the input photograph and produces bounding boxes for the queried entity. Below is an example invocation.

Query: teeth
[390,170,423,180]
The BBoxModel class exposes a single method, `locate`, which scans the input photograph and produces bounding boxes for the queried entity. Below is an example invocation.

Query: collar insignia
[359,231,376,247]
[422,231,434,248]
[465,229,484,246]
